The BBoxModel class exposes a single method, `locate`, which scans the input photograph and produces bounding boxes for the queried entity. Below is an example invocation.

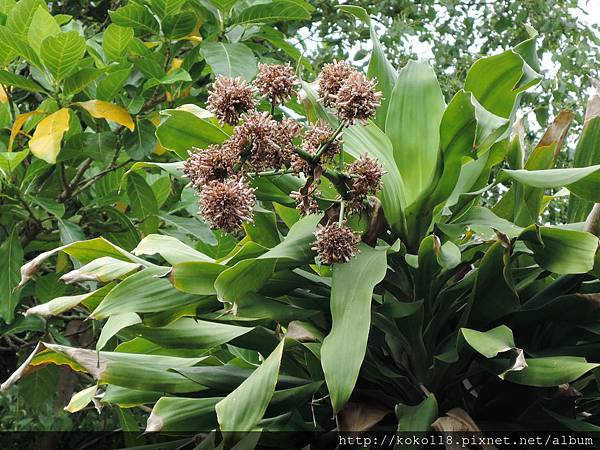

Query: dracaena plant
[4,4,600,447]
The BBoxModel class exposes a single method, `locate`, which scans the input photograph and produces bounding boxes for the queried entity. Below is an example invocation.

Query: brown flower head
[231,111,283,170]
[254,63,299,105]
[200,177,256,232]
[183,144,239,189]
[312,223,360,264]
[290,189,319,216]
[334,72,382,124]
[207,76,256,125]
[318,60,356,108]
[347,154,386,212]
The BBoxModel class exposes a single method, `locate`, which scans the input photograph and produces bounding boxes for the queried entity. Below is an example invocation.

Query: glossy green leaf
[133,234,213,265]
[0,69,44,92]
[63,67,103,97]
[344,122,406,235]
[27,6,59,54]
[109,4,159,34]
[170,261,225,294]
[519,225,598,274]
[199,42,257,81]
[215,339,285,435]
[385,60,445,206]
[461,325,515,358]
[102,24,134,60]
[127,318,252,348]
[156,107,229,159]
[90,267,199,319]
[162,12,196,39]
[0,231,23,323]
[40,31,86,81]
[321,244,388,414]
[502,357,599,387]
[396,394,438,434]
[126,172,159,235]
[230,0,312,26]
[97,312,142,350]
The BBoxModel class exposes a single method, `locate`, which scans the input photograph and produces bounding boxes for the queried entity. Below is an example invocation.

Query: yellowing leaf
[29,108,70,164]
[0,85,7,103]
[9,110,42,151]
[77,100,135,131]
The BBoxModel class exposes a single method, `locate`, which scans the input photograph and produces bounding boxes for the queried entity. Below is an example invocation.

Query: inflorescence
[184,62,385,264]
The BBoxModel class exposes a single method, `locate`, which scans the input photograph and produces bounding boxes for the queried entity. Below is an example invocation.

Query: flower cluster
[185,62,385,263]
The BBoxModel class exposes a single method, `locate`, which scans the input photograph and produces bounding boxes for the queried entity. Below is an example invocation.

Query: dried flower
[318,60,356,108]
[207,76,256,125]
[254,63,299,105]
[291,189,319,216]
[231,111,285,170]
[312,223,360,264]
[334,72,382,124]
[347,154,386,212]
[200,177,256,232]
[184,145,239,189]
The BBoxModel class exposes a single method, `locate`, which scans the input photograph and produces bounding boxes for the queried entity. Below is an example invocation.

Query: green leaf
[127,317,252,348]
[159,213,217,246]
[465,241,519,328]
[150,0,185,18]
[97,66,132,101]
[199,42,257,81]
[90,267,199,319]
[519,225,598,274]
[162,12,196,39]
[64,385,97,413]
[27,5,59,54]
[156,107,229,159]
[62,67,103,97]
[97,312,142,350]
[102,24,134,60]
[133,234,214,264]
[464,42,541,118]
[338,5,396,129]
[501,356,599,387]
[429,90,508,207]
[25,283,114,317]
[396,394,438,435]
[6,0,45,39]
[344,122,406,235]
[170,261,225,294]
[126,171,159,235]
[215,339,285,436]
[109,3,159,34]
[61,256,142,284]
[230,0,312,26]
[0,231,23,323]
[0,69,44,92]
[321,244,388,414]
[385,60,445,206]
[40,31,86,81]
[147,396,220,432]
[460,325,515,358]
[0,149,29,176]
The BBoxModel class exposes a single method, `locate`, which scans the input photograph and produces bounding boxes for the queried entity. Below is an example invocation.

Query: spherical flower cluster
[318,61,381,124]
[312,223,360,264]
[183,145,238,188]
[199,177,256,232]
[230,112,285,171]
[207,76,256,126]
[335,72,382,124]
[318,60,355,108]
[347,154,386,212]
[290,189,319,216]
[254,63,299,105]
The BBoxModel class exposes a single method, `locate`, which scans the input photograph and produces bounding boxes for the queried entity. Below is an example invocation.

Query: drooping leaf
[321,244,388,414]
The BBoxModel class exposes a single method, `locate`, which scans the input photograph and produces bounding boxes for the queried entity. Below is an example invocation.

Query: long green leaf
[321,244,387,414]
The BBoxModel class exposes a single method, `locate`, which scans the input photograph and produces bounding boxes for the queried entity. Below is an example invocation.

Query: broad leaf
[29,108,70,164]
[199,42,257,81]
